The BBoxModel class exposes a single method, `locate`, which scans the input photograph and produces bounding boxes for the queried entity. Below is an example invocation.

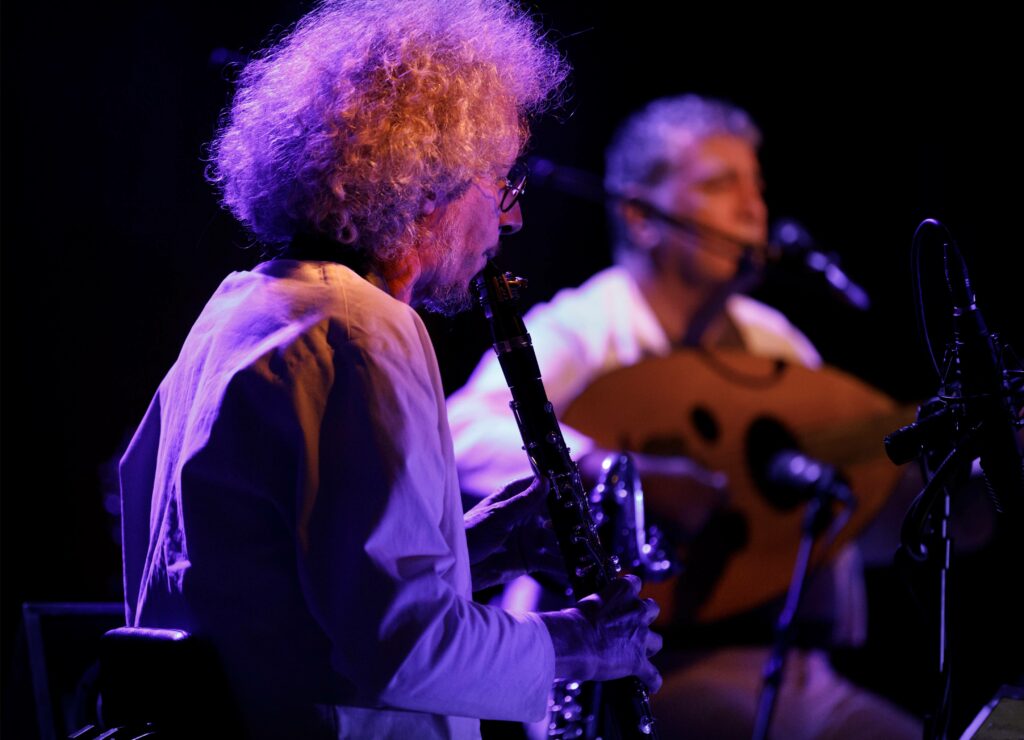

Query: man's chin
[420,283,474,317]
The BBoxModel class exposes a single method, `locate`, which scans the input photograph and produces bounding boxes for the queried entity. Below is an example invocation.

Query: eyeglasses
[499,163,528,212]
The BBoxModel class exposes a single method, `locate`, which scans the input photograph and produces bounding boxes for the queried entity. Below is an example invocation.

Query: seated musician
[118,3,663,738]
[447,94,922,738]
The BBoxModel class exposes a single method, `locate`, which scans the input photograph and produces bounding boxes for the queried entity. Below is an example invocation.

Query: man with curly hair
[119,2,661,738]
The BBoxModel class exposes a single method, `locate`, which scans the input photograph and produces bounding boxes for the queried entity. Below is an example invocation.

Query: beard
[420,276,475,316]
[416,219,481,317]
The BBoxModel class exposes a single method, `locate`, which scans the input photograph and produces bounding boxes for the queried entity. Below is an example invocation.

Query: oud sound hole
[690,406,720,443]
[745,416,804,511]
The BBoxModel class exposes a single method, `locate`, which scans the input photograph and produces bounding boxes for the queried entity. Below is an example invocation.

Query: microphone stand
[751,478,852,740]
[680,247,763,349]
[892,417,981,740]
[888,406,1010,740]
[885,221,1023,740]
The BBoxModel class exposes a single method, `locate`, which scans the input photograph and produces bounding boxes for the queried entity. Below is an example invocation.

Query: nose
[740,178,768,236]
[499,200,523,236]
[739,174,766,212]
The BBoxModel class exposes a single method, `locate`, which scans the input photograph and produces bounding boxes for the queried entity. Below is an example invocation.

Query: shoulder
[537,265,636,309]
[726,294,822,369]
[180,262,435,403]
[244,260,432,356]
[523,265,647,329]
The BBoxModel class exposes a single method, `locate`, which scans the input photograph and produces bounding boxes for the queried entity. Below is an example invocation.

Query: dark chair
[71,627,241,739]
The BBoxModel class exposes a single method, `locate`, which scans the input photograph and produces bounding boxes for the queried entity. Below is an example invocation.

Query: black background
[3,4,1022,736]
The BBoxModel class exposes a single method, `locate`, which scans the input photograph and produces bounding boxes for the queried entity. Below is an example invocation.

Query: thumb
[503,475,549,513]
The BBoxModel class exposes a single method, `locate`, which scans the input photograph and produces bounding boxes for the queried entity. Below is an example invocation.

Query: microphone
[526,156,605,203]
[526,157,870,312]
[765,450,856,509]
[746,417,855,512]
[943,242,1023,512]
[769,219,871,311]
[610,201,872,314]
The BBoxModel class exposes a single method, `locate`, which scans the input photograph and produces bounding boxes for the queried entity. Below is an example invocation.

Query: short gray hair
[604,94,761,254]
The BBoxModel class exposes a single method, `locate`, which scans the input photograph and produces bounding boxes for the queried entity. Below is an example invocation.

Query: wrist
[537,608,595,681]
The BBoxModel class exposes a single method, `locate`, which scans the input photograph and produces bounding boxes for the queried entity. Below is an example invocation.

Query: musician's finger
[523,475,549,500]
[620,573,642,595]
[493,475,541,502]
[527,538,566,579]
[642,597,660,624]
[504,476,550,516]
[645,630,663,657]
[490,476,527,501]
[637,661,662,694]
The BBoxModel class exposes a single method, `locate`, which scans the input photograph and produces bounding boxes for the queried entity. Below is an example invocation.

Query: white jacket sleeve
[289,315,554,721]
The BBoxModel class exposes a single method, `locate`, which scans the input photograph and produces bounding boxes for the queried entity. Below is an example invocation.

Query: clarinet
[472,261,658,739]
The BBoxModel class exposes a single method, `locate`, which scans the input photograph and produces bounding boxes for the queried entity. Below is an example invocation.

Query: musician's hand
[464,476,562,591]
[539,574,663,693]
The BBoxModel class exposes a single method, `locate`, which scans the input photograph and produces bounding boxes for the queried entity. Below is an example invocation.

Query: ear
[620,198,661,252]
[419,190,438,218]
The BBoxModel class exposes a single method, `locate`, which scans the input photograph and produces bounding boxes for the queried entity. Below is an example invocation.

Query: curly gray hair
[208,0,567,264]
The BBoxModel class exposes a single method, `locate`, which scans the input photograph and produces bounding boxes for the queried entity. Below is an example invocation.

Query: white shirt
[120,260,554,739]
[448,265,821,495]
